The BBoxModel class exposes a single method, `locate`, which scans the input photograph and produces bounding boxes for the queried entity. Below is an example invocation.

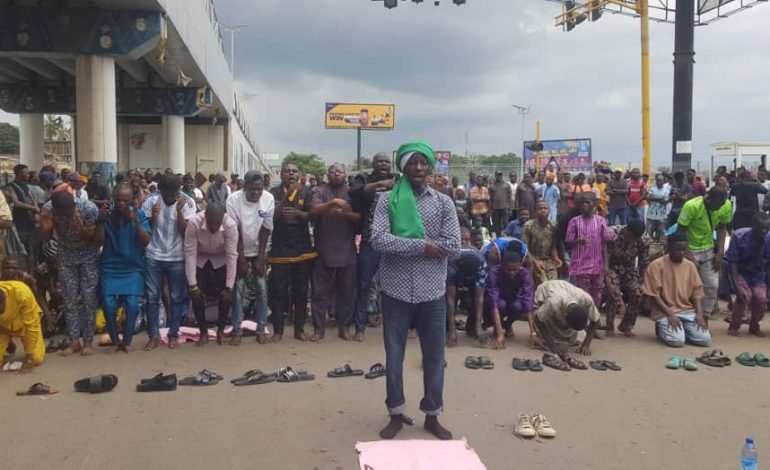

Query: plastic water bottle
[742,437,758,470]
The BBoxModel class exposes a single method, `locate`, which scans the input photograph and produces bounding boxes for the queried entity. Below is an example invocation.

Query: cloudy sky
[2,0,768,172]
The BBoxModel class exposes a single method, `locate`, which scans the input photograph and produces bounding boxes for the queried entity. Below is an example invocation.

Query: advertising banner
[325,103,395,129]
[523,138,592,173]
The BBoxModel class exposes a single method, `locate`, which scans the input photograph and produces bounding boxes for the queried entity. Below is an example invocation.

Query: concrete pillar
[75,55,117,178]
[19,113,45,170]
[162,115,185,173]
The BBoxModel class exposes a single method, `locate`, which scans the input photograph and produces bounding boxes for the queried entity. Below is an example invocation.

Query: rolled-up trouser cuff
[388,404,406,416]
[422,407,442,416]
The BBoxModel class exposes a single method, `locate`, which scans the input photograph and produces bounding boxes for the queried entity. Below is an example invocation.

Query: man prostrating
[370,141,460,440]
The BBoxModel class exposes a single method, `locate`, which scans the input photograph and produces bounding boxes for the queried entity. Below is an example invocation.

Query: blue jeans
[237,273,268,333]
[354,242,382,333]
[607,207,628,226]
[102,294,140,346]
[628,205,645,221]
[145,258,188,340]
[656,312,711,347]
[382,294,446,416]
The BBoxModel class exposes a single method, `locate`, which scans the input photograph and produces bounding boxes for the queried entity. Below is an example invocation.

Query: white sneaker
[531,413,557,438]
[514,413,537,438]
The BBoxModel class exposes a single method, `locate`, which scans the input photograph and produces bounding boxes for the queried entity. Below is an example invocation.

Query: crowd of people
[2,143,770,439]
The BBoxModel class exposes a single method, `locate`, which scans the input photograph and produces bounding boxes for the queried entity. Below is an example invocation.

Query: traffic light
[591,0,603,21]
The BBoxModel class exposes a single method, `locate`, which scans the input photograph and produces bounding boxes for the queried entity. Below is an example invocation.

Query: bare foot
[106,345,120,355]
[446,331,457,348]
[605,328,615,337]
[408,329,417,339]
[750,329,766,338]
[168,338,180,349]
[618,327,636,338]
[195,336,209,347]
[143,338,160,351]
[80,343,95,356]
[309,330,325,342]
[353,332,364,342]
[294,331,308,342]
[122,344,134,353]
[727,328,741,337]
[338,328,353,341]
[271,334,283,343]
[256,333,270,344]
[229,335,242,346]
[216,330,225,345]
[59,340,82,357]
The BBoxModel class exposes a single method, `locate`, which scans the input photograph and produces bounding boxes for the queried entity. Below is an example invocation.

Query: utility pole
[672,0,695,173]
[512,104,529,177]
[219,22,249,76]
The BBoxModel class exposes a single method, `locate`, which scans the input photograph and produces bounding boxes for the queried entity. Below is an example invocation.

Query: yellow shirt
[0,281,43,354]
[594,182,608,216]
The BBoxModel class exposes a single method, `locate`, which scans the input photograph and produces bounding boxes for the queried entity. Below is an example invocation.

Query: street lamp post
[219,22,249,77]
[512,104,529,177]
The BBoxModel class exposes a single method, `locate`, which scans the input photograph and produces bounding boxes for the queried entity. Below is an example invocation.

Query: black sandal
[74,375,119,393]
[542,354,570,372]
[365,363,386,379]
[327,364,364,378]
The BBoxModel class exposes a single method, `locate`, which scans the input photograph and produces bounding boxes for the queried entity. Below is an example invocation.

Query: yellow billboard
[325,103,395,130]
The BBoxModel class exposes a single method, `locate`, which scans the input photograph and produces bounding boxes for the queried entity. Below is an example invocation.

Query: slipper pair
[666,356,698,371]
[328,364,364,378]
[231,369,277,386]
[180,369,224,386]
[74,374,118,393]
[465,356,494,370]
[512,358,542,372]
[542,353,586,371]
[589,360,622,371]
[736,352,770,367]
[697,349,732,367]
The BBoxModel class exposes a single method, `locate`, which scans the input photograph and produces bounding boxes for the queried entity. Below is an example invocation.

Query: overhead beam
[47,58,76,76]
[116,58,150,83]
[10,57,62,81]
[0,58,32,81]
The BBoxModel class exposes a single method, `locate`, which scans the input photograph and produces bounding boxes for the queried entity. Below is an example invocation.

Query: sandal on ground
[736,352,756,367]
[327,364,364,378]
[365,363,386,379]
[2,361,22,371]
[526,359,543,372]
[589,361,608,371]
[682,357,698,371]
[697,350,726,367]
[477,356,495,370]
[465,356,481,369]
[231,371,277,386]
[17,383,58,396]
[665,356,682,369]
[566,357,587,370]
[602,360,621,371]
[180,370,224,386]
[512,358,529,371]
[277,367,315,383]
[542,354,570,371]
[74,374,118,393]
[754,352,770,367]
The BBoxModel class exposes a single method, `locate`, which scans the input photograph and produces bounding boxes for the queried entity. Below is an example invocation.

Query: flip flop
[566,357,587,370]
[17,383,58,396]
[710,349,731,366]
[736,352,756,367]
[179,373,221,386]
[277,367,315,382]
[465,356,480,369]
[478,356,495,370]
[526,359,543,372]
[365,363,386,379]
[512,358,529,371]
[327,364,364,378]
[45,338,62,353]
[74,375,119,394]
[231,372,277,386]
[542,354,570,371]
[589,361,608,371]
[2,361,22,371]
[754,353,770,367]
[602,361,622,371]
[665,356,682,369]
[229,369,264,384]
[697,351,724,368]
[682,357,698,371]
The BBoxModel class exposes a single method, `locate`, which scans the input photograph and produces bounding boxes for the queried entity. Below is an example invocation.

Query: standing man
[184,203,238,345]
[668,171,692,228]
[537,172,560,223]
[206,172,230,205]
[8,164,40,267]
[688,169,707,197]
[508,171,518,218]
[469,175,491,231]
[522,201,562,289]
[677,187,732,321]
[141,173,196,350]
[730,168,768,229]
[85,171,111,205]
[309,163,360,341]
[94,183,151,353]
[226,170,274,344]
[606,167,629,226]
[41,191,100,356]
[488,171,512,236]
[228,173,239,193]
[268,163,317,342]
[371,141,460,441]
[350,152,395,341]
[645,174,670,242]
[516,173,538,220]
[627,168,647,220]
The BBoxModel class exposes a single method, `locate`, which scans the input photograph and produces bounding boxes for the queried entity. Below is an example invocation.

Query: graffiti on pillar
[0,85,204,116]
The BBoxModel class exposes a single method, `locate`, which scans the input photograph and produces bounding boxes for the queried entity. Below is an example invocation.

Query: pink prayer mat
[158,321,259,344]
[355,437,486,470]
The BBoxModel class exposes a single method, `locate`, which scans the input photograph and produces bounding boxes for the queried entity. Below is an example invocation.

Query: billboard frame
[324,102,396,131]
[522,137,593,173]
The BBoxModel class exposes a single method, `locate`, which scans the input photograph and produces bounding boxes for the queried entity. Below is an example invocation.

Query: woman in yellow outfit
[0,280,44,373]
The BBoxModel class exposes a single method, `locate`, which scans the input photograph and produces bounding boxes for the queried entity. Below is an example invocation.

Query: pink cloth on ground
[157,321,259,344]
[355,437,486,470]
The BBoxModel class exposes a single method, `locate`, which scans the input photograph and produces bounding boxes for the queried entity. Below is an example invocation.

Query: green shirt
[677,196,732,250]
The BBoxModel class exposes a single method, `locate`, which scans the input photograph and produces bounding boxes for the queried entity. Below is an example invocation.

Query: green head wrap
[389,140,437,238]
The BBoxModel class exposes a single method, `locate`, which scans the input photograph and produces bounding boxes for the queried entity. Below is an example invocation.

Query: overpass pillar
[75,55,117,178]
[163,115,185,173]
[19,113,45,171]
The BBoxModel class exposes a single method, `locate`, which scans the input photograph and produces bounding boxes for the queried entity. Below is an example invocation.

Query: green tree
[656,166,671,174]
[0,122,19,154]
[44,115,71,141]
[282,151,326,177]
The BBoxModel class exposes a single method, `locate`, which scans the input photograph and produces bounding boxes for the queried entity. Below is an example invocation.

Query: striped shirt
[142,192,197,262]
[565,214,613,276]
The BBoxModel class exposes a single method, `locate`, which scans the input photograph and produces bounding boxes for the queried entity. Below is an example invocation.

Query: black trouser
[491,209,509,236]
[311,260,357,333]
[269,261,312,335]
[192,260,231,334]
